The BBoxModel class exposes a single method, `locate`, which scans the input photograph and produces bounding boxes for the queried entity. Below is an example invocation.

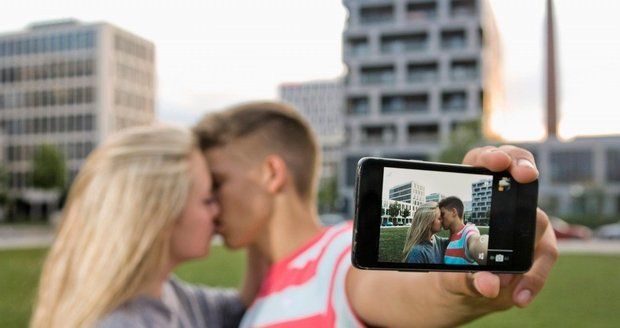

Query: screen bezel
[352,157,538,273]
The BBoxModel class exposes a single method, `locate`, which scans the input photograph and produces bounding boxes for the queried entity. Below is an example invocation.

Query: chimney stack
[546,0,559,139]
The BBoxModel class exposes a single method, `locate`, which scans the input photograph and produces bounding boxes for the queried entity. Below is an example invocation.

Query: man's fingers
[513,223,558,307]
[462,146,512,172]
[535,208,551,247]
[497,145,539,183]
[462,145,539,183]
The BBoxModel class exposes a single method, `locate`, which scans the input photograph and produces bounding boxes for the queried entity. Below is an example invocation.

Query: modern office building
[279,79,344,185]
[425,192,445,203]
[340,0,502,215]
[388,180,425,209]
[518,137,620,217]
[470,178,492,225]
[0,19,156,194]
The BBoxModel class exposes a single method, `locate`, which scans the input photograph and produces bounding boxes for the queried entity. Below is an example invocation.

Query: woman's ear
[262,155,288,194]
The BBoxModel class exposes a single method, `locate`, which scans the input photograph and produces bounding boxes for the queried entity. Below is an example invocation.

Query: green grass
[0,246,246,328]
[378,226,490,262]
[2,247,620,327]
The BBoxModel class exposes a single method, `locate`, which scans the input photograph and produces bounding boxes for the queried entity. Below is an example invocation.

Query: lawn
[1,247,619,327]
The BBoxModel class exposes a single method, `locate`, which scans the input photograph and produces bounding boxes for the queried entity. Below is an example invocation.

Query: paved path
[0,226,225,250]
[1,226,620,254]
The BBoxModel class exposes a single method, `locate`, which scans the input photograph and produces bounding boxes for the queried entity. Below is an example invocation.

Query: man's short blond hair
[193,101,320,201]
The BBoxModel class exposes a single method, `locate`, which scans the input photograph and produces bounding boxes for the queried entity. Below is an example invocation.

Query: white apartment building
[340,0,501,215]
[471,178,492,224]
[279,80,345,184]
[0,19,155,193]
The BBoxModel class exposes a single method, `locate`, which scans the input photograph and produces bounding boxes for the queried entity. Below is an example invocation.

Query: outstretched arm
[346,145,558,327]
[467,233,489,265]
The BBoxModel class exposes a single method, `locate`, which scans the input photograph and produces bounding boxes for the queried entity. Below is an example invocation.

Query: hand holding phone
[352,157,538,273]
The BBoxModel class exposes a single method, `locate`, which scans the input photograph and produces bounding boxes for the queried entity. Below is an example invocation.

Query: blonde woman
[31,125,264,328]
[401,202,449,264]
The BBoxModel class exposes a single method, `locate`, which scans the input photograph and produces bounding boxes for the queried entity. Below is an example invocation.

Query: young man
[438,196,489,265]
[193,101,558,327]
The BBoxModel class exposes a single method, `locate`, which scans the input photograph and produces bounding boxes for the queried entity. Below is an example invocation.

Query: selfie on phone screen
[353,157,538,273]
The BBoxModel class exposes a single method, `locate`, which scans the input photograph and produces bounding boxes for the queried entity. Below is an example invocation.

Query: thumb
[472,272,501,298]
[439,272,500,299]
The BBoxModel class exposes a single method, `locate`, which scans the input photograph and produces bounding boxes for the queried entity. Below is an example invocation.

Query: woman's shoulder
[96,296,172,328]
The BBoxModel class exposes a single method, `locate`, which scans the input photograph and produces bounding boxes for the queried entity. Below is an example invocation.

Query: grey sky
[382,167,492,203]
[1,0,618,139]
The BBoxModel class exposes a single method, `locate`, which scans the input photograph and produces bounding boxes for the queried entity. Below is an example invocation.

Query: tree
[29,144,67,190]
[437,119,487,164]
[401,207,411,219]
[318,176,338,213]
[388,201,400,224]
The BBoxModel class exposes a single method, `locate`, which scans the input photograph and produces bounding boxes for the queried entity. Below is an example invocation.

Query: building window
[381,33,428,54]
[347,96,369,115]
[550,150,593,184]
[451,59,478,80]
[347,37,369,57]
[408,62,438,83]
[382,94,428,113]
[441,29,467,50]
[450,0,477,18]
[360,5,394,25]
[408,124,439,142]
[606,149,620,182]
[361,125,396,144]
[442,91,467,111]
[360,65,395,85]
[407,1,437,21]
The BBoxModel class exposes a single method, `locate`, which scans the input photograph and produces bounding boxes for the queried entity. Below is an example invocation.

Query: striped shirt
[444,223,480,265]
[240,221,364,328]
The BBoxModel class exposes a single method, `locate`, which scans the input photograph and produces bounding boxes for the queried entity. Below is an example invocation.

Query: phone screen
[380,167,514,266]
[353,157,537,272]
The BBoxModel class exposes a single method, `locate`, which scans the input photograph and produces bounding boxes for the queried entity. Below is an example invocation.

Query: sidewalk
[0,225,55,249]
[558,239,620,255]
[0,225,226,250]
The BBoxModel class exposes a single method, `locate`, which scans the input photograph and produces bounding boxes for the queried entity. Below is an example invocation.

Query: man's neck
[451,220,465,235]
[254,193,323,264]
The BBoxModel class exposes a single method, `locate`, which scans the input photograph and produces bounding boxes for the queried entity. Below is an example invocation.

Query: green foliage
[388,201,400,219]
[401,207,411,219]
[0,164,8,205]
[29,144,67,190]
[437,119,487,164]
[318,177,338,213]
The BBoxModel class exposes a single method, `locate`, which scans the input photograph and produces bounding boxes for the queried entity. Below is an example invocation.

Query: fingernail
[516,289,532,306]
[517,158,535,169]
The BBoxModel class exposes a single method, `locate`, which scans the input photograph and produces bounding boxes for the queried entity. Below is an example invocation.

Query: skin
[145,151,220,298]
[206,143,558,327]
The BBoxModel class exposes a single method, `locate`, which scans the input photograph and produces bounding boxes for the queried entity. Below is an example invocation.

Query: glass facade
[0,30,95,57]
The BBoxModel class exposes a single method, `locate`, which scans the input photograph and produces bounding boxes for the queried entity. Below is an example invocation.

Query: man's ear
[262,155,288,194]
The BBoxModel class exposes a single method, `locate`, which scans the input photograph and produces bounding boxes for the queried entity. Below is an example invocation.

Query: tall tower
[340,0,501,215]
[545,0,558,139]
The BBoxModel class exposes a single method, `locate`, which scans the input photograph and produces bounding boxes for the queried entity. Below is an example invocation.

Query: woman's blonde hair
[31,125,197,328]
[401,202,440,261]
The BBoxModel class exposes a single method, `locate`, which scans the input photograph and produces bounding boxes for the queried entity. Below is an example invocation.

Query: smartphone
[352,157,538,273]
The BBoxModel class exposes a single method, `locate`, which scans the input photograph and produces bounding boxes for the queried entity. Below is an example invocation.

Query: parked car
[550,217,593,240]
[595,222,620,240]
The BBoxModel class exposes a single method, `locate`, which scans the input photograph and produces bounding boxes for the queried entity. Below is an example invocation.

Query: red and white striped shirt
[240,221,364,328]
